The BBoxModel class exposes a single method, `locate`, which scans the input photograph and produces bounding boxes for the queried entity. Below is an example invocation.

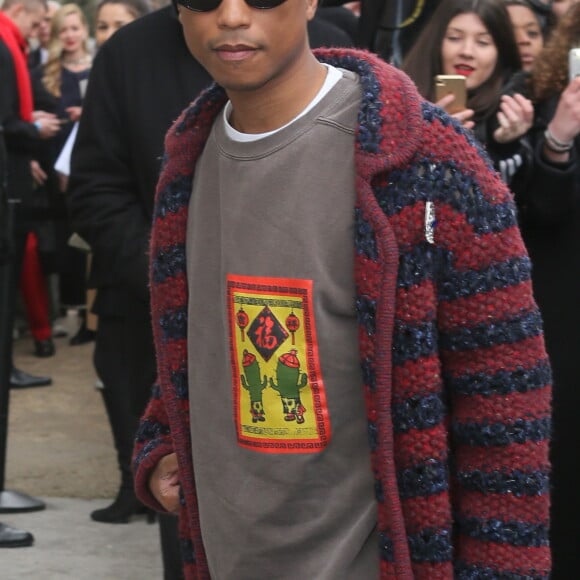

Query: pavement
[1,311,164,579]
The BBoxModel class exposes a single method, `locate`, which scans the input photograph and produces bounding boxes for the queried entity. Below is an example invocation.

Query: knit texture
[133,48,551,579]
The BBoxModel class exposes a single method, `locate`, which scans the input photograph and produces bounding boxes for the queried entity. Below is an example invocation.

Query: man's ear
[306,0,318,21]
[5,3,25,19]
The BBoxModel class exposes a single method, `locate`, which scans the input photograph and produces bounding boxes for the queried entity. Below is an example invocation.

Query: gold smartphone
[434,75,467,114]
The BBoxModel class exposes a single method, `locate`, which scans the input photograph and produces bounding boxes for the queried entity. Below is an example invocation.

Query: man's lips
[214,44,257,62]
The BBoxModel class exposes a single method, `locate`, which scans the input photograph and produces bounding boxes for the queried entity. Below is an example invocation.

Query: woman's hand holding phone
[435,93,475,130]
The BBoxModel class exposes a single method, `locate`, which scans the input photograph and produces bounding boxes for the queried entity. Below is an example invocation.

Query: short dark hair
[96,0,151,19]
[403,0,521,118]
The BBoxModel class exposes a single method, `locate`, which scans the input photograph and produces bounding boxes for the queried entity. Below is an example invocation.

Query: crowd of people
[1,0,578,578]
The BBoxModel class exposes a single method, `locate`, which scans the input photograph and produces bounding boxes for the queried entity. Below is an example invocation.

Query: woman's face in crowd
[553,0,580,20]
[95,3,136,48]
[507,4,543,72]
[441,12,498,91]
[59,13,88,55]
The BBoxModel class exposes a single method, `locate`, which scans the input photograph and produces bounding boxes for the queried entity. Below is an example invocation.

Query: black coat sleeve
[67,39,151,304]
[0,43,38,155]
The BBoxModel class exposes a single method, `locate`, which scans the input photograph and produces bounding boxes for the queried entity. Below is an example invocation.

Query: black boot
[91,386,153,524]
[90,487,154,524]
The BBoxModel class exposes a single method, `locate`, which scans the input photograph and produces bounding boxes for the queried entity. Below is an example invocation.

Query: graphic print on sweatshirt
[227,274,330,453]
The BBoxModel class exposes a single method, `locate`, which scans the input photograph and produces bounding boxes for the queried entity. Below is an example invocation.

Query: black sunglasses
[175,0,287,12]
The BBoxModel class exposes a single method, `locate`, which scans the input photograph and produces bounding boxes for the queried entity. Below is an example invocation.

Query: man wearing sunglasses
[133,0,552,579]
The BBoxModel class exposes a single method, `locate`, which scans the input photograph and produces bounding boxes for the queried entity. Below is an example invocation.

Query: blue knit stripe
[456,468,550,497]
[458,517,549,547]
[440,310,543,353]
[379,530,394,562]
[355,208,378,260]
[180,538,196,564]
[317,53,383,153]
[408,528,453,563]
[437,257,532,301]
[155,175,193,219]
[160,308,188,340]
[133,438,163,469]
[454,417,551,447]
[151,383,162,399]
[134,419,171,443]
[360,358,376,391]
[392,321,437,366]
[374,160,516,233]
[454,563,548,580]
[367,420,378,451]
[356,296,376,336]
[393,393,446,433]
[397,459,448,499]
[152,244,186,284]
[446,362,551,397]
[170,369,189,399]
[396,243,439,290]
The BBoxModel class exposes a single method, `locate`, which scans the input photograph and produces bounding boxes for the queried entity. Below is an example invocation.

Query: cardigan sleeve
[132,382,175,512]
[434,154,552,577]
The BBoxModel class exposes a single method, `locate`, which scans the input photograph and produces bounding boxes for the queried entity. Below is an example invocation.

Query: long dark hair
[403,0,521,118]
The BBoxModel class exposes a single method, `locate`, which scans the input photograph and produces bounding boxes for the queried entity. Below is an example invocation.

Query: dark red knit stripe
[453,387,551,424]
[435,213,525,270]
[443,335,548,377]
[458,489,549,524]
[455,438,549,472]
[392,355,442,402]
[401,492,452,533]
[438,282,535,331]
[411,560,454,579]
[153,209,189,248]
[388,204,426,247]
[394,426,448,469]
[354,253,382,298]
[394,280,437,325]
[458,536,550,575]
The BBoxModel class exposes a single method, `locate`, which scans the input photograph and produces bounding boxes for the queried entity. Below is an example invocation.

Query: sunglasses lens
[177,0,221,11]
[177,0,286,11]
[246,0,287,7]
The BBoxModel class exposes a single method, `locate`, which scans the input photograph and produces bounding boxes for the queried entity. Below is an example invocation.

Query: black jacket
[0,38,38,213]
[67,7,213,319]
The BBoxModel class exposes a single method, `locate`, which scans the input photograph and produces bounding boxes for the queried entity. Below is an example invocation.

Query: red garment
[0,12,33,121]
[19,232,51,342]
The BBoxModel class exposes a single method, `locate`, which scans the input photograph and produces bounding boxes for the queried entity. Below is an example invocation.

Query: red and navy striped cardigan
[133,49,551,579]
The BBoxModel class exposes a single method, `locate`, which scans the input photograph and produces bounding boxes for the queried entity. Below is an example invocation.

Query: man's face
[39,3,59,48]
[14,5,46,40]
[177,0,317,94]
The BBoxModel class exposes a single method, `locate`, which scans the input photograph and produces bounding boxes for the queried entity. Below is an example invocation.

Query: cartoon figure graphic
[269,349,308,424]
[240,350,268,423]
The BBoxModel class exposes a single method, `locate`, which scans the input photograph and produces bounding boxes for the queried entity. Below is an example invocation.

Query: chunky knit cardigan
[133,49,551,579]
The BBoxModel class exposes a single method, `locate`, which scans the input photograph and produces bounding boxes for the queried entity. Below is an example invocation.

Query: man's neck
[227,52,327,135]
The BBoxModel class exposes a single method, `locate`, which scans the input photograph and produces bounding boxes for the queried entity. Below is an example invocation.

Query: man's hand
[493,93,534,144]
[30,160,47,186]
[34,114,61,139]
[149,452,181,513]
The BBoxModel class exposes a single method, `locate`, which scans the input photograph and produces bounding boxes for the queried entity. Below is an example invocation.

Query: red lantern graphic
[237,308,249,341]
[286,312,300,345]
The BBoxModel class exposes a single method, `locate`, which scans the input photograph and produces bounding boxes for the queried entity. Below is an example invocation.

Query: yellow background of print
[232,292,319,442]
